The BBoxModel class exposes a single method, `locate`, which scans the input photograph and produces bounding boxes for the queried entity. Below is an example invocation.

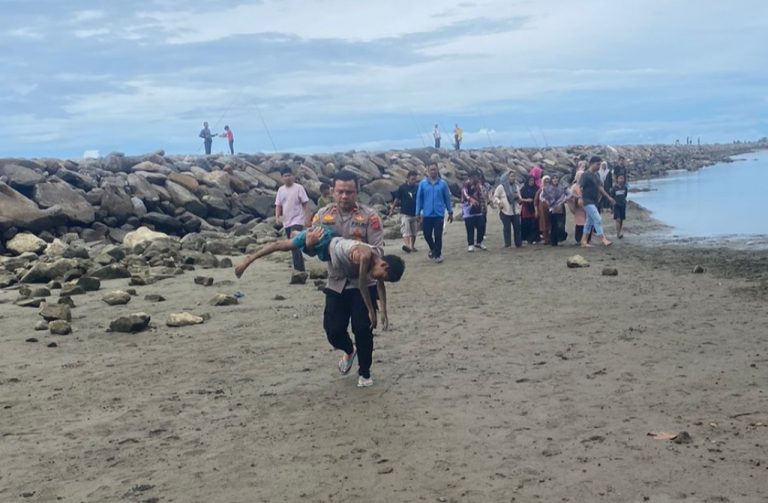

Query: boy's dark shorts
[613,204,626,221]
[291,225,335,262]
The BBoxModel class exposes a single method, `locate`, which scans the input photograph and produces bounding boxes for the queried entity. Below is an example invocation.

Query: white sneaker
[433,256,444,264]
[476,243,487,250]
[467,245,475,252]
[357,376,373,387]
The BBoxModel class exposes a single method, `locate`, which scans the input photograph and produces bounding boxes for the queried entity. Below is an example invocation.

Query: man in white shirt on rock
[275,166,311,272]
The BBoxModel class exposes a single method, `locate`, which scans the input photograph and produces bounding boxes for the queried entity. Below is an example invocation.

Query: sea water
[630,150,768,239]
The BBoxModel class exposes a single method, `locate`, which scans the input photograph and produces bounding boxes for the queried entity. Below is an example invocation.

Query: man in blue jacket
[416,162,454,263]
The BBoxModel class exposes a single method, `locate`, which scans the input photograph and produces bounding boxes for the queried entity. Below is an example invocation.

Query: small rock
[57,296,76,307]
[76,276,101,291]
[308,268,328,280]
[130,275,156,286]
[39,303,72,322]
[673,431,693,444]
[48,280,61,290]
[109,312,151,333]
[90,264,131,280]
[34,320,49,331]
[60,283,86,296]
[273,294,286,301]
[210,293,238,306]
[290,271,308,285]
[194,276,214,286]
[49,320,73,335]
[313,279,327,291]
[7,232,47,255]
[218,257,233,268]
[144,294,166,302]
[102,290,132,306]
[126,288,137,296]
[47,342,58,348]
[693,265,705,274]
[602,267,619,276]
[15,297,45,308]
[30,287,51,297]
[166,312,205,327]
[25,337,38,343]
[567,255,590,268]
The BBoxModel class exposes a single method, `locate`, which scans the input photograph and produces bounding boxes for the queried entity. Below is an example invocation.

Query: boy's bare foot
[234,264,246,278]
[601,238,613,247]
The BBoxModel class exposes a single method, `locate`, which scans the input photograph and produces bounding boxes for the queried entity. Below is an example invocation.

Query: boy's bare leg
[616,219,624,238]
[234,239,296,278]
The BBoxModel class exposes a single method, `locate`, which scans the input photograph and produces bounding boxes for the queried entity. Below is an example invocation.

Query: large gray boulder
[55,168,97,191]
[237,191,274,218]
[165,180,207,217]
[0,182,67,232]
[20,258,80,283]
[7,233,47,255]
[141,212,184,234]
[100,184,135,223]
[33,178,95,225]
[0,163,45,189]
[126,173,161,205]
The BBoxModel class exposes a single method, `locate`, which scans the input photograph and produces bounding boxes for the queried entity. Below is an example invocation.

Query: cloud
[72,10,106,23]
[6,27,44,39]
[73,28,110,38]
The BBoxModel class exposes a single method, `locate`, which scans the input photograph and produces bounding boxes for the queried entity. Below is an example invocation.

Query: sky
[1,0,766,158]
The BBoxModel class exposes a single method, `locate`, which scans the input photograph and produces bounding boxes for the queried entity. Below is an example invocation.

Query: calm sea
[631,150,768,239]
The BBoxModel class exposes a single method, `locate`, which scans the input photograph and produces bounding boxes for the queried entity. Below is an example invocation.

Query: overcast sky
[1,0,766,158]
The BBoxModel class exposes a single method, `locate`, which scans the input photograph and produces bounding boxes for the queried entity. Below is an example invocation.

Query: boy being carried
[235,226,405,329]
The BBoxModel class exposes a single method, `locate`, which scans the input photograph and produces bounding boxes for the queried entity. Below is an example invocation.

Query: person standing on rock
[199,121,214,155]
[453,124,463,151]
[389,170,420,253]
[220,125,235,155]
[308,171,384,387]
[580,156,615,247]
[416,162,454,263]
[433,124,441,149]
[275,166,311,273]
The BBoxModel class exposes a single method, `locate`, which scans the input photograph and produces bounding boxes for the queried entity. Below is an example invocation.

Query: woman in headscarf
[519,175,539,244]
[540,173,568,245]
[462,171,486,252]
[529,165,543,188]
[492,170,522,248]
[568,170,587,244]
[598,160,613,211]
[536,175,551,244]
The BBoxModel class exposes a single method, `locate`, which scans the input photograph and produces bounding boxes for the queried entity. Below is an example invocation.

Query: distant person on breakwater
[433,124,441,149]
[453,124,463,151]
[580,156,615,247]
[220,125,234,155]
[199,122,214,155]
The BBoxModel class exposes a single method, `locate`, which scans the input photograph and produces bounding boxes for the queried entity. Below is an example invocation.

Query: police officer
[308,171,384,387]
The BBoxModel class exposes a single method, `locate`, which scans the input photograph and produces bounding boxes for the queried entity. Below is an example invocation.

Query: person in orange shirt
[220,125,235,155]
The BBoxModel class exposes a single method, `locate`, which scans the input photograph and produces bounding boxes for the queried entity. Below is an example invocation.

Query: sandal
[338,348,356,375]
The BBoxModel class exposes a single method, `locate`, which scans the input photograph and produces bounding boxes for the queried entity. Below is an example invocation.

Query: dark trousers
[500,213,522,248]
[204,140,212,155]
[323,286,378,378]
[422,217,444,258]
[285,225,305,271]
[574,224,584,244]
[549,212,567,245]
[435,138,441,149]
[521,217,539,243]
[228,140,234,155]
[464,215,485,245]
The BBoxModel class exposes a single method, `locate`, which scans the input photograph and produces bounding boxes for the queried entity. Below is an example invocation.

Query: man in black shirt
[613,156,628,184]
[199,121,213,155]
[579,156,616,247]
[389,170,420,252]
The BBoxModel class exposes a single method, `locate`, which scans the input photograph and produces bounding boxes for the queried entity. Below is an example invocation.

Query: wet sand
[1,205,767,503]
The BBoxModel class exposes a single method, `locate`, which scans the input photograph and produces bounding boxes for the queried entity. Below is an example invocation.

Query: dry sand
[1,205,767,503]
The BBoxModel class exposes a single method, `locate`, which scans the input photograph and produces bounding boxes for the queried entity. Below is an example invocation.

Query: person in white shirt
[433,124,441,149]
[491,170,523,248]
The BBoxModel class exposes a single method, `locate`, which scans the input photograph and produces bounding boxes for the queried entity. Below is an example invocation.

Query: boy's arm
[377,280,388,331]
[357,250,377,329]
[598,184,616,204]
[443,183,454,222]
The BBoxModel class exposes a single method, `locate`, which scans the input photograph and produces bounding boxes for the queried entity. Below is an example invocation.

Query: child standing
[610,174,628,238]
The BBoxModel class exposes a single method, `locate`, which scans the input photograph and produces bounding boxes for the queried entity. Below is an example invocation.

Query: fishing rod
[409,111,427,148]
[256,106,279,153]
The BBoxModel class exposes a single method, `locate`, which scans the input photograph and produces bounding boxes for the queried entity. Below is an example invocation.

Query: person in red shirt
[220,125,234,155]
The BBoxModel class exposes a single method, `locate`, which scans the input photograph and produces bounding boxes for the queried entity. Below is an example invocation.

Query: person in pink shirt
[220,125,234,155]
[275,166,311,272]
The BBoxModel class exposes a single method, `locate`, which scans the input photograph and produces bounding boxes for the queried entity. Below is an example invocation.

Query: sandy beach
[1,205,767,503]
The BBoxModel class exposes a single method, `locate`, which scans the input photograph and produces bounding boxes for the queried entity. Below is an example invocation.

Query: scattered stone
[126,288,137,296]
[109,312,151,333]
[57,296,76,307]
[123,226,171,250]
[15,297,45,308]
[567,255,590,268]
[602,267,619,276]
[102,290,132,306]
[39,302,72,322]
[313,279,327,290]
[90,264,131,280]
[49,320,73,335]
[144,294,166,302]
[273,294,286,301]
[218,257,233,268]
[130,275,156,286]
[60,283,86,296]
[47,342,58,348]
[210,293,238,306]
[290,271,308,285]
[308,268,328,280]
[693,265,705,274]
[194,276,214,286]
[166,312,205,327]
[30,287,51,297]
[7,232,47,255]
[48,280,61,290]
[76,276,101,292]
[25,337,38,343]
[673,431,693,444]
[34,320,49,331]
[18,284,33,298]
[20,258,79,283]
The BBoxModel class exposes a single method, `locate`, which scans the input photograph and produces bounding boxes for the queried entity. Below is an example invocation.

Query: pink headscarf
[529,165,543,188]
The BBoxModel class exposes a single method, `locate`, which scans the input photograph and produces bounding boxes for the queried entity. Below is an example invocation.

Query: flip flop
[338,349,357,376]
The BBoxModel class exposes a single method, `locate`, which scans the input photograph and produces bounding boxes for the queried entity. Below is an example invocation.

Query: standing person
[598,161,613,211]
[220,125,235,155]
[415,162,454,263]
[433,124,441,149]
[199,121,214,155]
[275,166,311,273]
[462,171,486,252]
[453,124,463,151]
[310,171,385,387]
[492,170,522,248]
[610,174,628,238]
[519,175,539,244]
[568,171,587,244]
[536,175,551,244]
[317,183,332,208]
[389,170,420,253]
[580,156,616,247]
[613,156,628,185]
[529,164,543,188]
[541,174,568,246]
